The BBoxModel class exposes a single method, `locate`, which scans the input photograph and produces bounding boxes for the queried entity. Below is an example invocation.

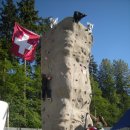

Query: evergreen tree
[113,59,130,112]
[16,0,39,31]
[0,0,17,60]
[16,0,49,64]
[89,55,98,81]
[98,59,117,103]
[0,0,17,41]
[90,75,115,126]
[113,59,130,93]
[0,0,42,127]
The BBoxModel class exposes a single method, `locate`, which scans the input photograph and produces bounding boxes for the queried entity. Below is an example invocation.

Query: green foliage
[0,0,46,128]
[0,0,17,63]
[90,75,111,125]
[90,58,130,126]
[89,55,98,81]
[98,59,116,103]
[0,0,17,41]
[16,0,39,31]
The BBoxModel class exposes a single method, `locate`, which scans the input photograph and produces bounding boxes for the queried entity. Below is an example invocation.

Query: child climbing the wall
[41,74,52,101]
[86,22,94,34]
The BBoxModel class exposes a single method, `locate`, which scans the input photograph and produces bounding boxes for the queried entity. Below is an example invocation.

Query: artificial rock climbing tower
[41,17,93,130]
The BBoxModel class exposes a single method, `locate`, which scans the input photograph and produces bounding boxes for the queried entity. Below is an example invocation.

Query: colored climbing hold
[45,57,48,60]
[60,72,64,75]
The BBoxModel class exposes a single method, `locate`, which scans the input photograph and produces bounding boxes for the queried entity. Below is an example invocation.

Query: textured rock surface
[41,17,93,130]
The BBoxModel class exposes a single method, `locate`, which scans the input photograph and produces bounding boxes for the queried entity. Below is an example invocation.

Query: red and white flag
[11,22,40,61]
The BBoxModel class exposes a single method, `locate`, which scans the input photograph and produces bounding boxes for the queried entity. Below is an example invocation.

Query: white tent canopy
[0,100,9,130]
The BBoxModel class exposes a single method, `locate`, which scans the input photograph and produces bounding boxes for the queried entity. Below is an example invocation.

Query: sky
[35,0,130,67]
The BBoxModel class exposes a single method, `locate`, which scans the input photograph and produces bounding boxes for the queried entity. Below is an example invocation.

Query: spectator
[86,124,97,130]
[90,114,107,130]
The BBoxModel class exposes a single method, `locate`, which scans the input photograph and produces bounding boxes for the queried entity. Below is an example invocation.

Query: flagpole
[24,60,27,123]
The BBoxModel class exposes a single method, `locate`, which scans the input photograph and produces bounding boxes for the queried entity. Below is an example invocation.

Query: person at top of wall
[86,22,94,34]
[73,11,87,23]
[49,17,58,28]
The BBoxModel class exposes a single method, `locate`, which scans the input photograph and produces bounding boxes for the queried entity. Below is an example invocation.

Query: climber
[86,22,94,34]
[90,114,107,130]
[41,74,52,101]
[49,17,58,28]
[73,11,87,23]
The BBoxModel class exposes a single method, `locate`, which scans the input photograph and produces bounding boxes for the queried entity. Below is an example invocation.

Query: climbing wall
[41,17,93,130]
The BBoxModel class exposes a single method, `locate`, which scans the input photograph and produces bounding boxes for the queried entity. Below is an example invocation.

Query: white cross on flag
[11,22,40,61]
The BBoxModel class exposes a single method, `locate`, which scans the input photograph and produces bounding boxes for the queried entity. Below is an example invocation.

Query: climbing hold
[83,70,86,74]
[78,99,82,102]
[84,51,86,55]
[72,99,75,101]
[69,71,71,75]
[76,57,79,62]
[60,72,64,75]
[84,66,86,69]
[70,125,73,129]
[63,76,67,79]
[51,39,55,42]
[47,51,50,54]
[72,121,75,123]
[81,115,84,119]
[45,57,48,60]
[43,107,46,111]
[84,101,87,105]
[81,49,83,53]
